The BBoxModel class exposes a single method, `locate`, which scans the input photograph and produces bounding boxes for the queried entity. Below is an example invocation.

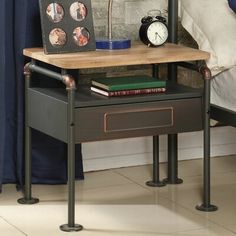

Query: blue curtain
[0,1,84,191]
[229,0,236,13]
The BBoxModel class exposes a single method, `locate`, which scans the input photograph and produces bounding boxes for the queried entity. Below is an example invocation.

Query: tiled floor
[1,155,236,235]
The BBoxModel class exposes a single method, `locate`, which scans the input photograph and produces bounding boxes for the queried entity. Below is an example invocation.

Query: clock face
[147,21,168,46]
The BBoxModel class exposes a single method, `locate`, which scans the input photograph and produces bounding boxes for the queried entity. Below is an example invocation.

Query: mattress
[211,66,236,112]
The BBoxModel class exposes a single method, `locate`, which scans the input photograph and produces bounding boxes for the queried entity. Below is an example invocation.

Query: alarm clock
[139,15,168,47]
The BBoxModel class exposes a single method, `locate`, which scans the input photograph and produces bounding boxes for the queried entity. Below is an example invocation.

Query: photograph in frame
[39,0,96,54]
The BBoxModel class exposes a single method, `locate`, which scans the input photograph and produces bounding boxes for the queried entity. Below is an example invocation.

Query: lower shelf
[29,82,202,108]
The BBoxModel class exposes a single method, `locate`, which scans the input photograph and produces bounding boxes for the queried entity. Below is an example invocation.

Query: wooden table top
[23,43,210,69]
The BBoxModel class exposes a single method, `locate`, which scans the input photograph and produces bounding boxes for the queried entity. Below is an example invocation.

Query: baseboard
[82,126,236,172]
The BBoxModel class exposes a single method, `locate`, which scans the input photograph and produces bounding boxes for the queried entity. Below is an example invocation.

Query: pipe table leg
[163,134,183,185]
[146,136,166,187]
[18,63,39,205]
[17,126,39,205]
[60,88,83,232]
[196,67,218,212]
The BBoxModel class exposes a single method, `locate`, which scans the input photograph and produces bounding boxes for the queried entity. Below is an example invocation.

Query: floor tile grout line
[113,165,204,185]
[169,226,235,235]
[157,196,236,235]
[167,227,217,235]
[116,166,236,235]
[157,193,236,235]
[112,169,158,192]
[213,224,236,235]
[32,181,155,204]
[2,158,236,235]
[0,215,28,236]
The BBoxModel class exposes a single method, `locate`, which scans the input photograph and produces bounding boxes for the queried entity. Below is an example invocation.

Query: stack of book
[90,75,166,97]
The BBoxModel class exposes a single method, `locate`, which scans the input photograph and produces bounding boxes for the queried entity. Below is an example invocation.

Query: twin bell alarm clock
[139,14,168,47]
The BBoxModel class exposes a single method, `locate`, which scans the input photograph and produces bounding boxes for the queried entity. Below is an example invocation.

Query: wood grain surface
[23,43,210,69]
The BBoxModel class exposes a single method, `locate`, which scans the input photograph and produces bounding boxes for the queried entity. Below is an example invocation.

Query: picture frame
[39,0,96,54]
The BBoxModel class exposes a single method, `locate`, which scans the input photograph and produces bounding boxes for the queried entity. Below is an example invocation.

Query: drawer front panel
[75,98,202,143]
[105,108,173,133]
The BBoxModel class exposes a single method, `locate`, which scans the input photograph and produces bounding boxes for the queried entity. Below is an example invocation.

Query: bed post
[164,0,183,185]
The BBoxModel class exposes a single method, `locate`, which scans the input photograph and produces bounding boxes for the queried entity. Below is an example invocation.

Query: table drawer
[75,98,202,142]
[104,107,173,132]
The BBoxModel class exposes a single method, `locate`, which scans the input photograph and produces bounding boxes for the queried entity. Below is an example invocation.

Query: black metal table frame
[17,0,218,232]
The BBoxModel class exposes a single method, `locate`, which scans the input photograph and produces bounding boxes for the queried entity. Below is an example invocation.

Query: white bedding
[180,0,236,76]
[212,66,236,111]
[180,0,236,112]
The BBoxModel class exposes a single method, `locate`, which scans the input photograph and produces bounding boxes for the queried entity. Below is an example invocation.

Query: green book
[91,76,166,91]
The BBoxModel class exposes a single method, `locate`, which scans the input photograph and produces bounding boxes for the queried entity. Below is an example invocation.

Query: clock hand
[155,32,163,40]
[155,32,158,40]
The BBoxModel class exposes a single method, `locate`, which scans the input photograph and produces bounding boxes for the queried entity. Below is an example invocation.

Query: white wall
[82,126,236,172]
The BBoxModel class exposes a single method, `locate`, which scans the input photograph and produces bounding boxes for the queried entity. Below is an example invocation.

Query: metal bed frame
[167,0,217,212]
[211,105,236,127]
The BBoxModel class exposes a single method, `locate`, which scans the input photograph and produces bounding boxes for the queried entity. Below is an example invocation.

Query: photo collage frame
[39,0,96,54]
